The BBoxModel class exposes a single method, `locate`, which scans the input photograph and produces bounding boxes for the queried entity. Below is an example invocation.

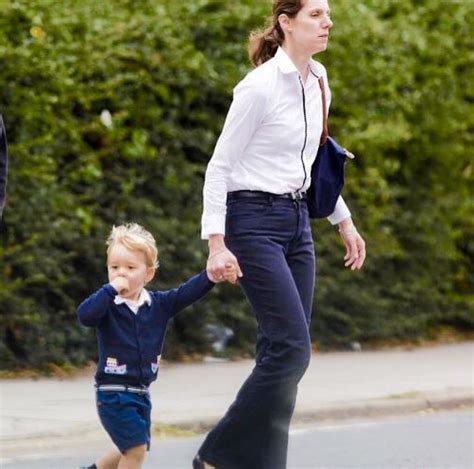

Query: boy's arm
[77,284,117,327]
[158,270,215,318]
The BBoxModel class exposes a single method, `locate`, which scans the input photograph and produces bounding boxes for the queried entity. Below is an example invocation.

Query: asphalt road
[3,409,472,469]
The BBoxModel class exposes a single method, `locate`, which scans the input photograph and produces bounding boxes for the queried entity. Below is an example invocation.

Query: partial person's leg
[96,392,151,469]
[286,200,316,326]
[96,445,121,469]
[198,199,314,469]
[117,444,146,469]
[265,201,315,459]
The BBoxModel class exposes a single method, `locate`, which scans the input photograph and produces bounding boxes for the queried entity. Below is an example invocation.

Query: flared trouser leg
[199,198,315,469]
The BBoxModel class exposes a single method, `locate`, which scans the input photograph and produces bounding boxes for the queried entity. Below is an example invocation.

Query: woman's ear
[278,13,292,34]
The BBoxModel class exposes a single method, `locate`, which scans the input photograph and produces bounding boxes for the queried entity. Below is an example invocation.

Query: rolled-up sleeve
[327,195,351,225]
[201,80,268,239]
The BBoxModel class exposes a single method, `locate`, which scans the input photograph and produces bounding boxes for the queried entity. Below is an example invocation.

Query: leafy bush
[0,0,472,370]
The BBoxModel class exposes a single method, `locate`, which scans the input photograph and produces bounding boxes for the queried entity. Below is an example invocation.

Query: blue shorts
[96,390,152,453]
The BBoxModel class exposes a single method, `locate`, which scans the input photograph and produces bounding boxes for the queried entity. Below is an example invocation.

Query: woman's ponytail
[247,0,304,67]
[248,22,284,67]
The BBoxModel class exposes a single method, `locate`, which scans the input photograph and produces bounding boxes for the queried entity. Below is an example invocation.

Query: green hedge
[0,0,472,370]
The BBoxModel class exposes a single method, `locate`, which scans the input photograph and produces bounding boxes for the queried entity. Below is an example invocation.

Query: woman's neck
[282,44,311,83]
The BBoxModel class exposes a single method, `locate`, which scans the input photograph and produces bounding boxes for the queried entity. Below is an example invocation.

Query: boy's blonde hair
[106,223,159,269]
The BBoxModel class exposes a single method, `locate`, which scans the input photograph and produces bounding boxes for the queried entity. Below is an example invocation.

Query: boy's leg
[96,445,121,469]
[96,391,151,468]
[117,444,147,469]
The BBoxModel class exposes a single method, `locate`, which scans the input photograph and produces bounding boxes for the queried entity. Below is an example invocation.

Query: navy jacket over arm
[0,115,8,217]
[77,270,214,387]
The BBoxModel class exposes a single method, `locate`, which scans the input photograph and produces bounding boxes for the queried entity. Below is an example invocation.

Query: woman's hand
[338,218,366,270]
[207,234,243,284]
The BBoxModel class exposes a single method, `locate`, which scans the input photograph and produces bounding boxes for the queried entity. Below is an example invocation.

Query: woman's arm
[319,67,365,270]
[207,234,242,283]
[337,217,366,270]
[202,77,268,281]
[201,79,269,239]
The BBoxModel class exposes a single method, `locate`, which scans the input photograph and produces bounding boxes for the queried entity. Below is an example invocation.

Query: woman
[195,1,366,468]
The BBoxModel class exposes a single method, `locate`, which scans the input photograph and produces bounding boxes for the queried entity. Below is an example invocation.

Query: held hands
[338,218,366,270]
[207,250,243,285]
[110,276,130,296]
[207,242,243,285]
[222,261,241,285]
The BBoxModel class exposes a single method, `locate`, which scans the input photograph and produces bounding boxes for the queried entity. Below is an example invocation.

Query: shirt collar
[275,47,323,79]
[275,47,299,75]
[114,289,152,309]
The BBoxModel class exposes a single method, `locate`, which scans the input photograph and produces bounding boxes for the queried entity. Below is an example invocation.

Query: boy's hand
[110,277,130,296]
[222,262,239,285]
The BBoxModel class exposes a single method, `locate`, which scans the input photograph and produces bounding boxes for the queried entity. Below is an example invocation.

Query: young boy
[78,223,237,469]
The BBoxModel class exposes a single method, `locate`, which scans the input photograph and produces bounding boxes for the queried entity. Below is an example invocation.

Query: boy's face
[107,243,155,301]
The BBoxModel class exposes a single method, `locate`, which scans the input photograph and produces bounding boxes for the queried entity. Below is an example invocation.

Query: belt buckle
[291,191,304,201]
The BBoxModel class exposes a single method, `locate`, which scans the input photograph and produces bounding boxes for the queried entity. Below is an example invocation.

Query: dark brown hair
[248,0,304,67]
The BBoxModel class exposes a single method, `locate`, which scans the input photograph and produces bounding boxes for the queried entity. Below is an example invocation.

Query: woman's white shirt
[201,47,351,239]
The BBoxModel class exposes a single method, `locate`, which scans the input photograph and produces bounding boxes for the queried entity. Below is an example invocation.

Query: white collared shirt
[201,47,351,239]
[114,289,151,314]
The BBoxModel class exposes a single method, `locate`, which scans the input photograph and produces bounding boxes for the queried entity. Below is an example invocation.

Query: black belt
[227,190,307,201]
[96,384,149,395]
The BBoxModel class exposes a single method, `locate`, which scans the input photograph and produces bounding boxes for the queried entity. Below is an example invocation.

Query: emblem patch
[151,355,161,373]
[104,357,127,375]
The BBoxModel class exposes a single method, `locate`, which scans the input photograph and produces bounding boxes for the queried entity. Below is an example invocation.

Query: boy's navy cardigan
[77,270,214,387]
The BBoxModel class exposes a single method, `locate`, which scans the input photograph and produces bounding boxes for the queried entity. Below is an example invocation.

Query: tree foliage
[0,0,472,369]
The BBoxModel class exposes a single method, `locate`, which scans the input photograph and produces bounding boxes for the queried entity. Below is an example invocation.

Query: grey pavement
[1,342,473,456]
